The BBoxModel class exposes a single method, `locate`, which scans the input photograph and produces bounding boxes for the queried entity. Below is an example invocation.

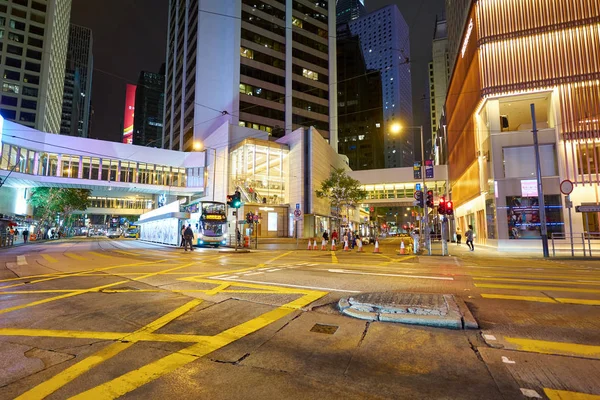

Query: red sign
[123,84,137,144]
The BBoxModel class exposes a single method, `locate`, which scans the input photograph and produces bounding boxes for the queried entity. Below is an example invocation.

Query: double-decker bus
[196,201,227,247]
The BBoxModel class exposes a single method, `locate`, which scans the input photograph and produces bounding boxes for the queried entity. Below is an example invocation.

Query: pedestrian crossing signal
[438,196,446,215]
[446,201,454,216]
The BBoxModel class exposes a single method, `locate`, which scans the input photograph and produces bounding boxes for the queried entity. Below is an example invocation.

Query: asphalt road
[0,237,599,399]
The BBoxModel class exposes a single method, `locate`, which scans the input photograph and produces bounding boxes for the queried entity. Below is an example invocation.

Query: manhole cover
[310,323,338,335]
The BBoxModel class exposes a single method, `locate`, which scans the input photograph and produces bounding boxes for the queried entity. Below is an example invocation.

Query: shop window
[498,96,550,132]
[506,195,563,239]
[503,144,556,178]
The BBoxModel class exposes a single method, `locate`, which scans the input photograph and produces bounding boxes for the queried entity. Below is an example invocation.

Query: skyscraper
[428,16,449,164]
[163,0,337,152]
[336,0,366,25]
[60,24,93,137]
[0,0,72,133]
[348,5,413,168]
[133,66,165,147]
[336,24,383,170]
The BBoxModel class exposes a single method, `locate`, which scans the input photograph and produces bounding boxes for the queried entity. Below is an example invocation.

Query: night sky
[71,0,444,144]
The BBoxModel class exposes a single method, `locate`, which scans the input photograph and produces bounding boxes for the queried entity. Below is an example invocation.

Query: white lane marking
[501,356,516,364]
[307,263,319,266]
[483,334,497,341]
[16,256,27,266]
[211,275,230,279]
[296,262,309,265]
[208,276,360,293]
[520,388,541,398]
[325,269,454,281]
[454,258,461,266]
[258,268,270,271]
[244,272,264,276]
[266,268,280,272]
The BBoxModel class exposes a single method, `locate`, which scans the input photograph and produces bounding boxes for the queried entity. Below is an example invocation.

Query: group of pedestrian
[340,229,361,249]
[180,224,194,252]
[321,230,338,244]
[5,227,30,244]
[455,225,474,251]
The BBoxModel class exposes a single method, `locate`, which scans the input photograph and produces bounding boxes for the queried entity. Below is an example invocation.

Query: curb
[454,297,479,329]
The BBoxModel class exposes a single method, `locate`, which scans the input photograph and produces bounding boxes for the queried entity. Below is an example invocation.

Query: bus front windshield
[201,222,224,237]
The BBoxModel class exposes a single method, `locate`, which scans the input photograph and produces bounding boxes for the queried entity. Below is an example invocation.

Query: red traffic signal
[426,190,434,208]
[438,196,446,214]
[446,201,454,216]
[226,195,233,207]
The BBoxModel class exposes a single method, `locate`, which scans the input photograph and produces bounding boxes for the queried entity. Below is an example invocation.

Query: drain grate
[310,323,338,335]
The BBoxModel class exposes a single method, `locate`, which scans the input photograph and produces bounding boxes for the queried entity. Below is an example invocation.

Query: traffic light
[415,190,424,208]
[426,190,434,208]
[232,190,242,208]
[226,194,233,207]
[438,196,446,215]
[246,212,254,224]
[446,201,454,216]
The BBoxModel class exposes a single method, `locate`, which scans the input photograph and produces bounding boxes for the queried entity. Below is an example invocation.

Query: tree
[29,188,91,233]
[316,168,366,230]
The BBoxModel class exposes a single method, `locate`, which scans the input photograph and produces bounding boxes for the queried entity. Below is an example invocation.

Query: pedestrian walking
[322,230,329,243]
[23,229,29,244]
[331,230,338,242]
[465,225,474,251]
[180,225,186,247]
[456,227,462,245]
[236,228,242,247]
[183,224,194,252]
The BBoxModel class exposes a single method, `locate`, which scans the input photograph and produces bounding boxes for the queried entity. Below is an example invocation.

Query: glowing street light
[390,123,402,134]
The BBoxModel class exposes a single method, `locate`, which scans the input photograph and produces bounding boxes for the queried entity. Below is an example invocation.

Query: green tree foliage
[316,168,366,223]
[28,188,91,229]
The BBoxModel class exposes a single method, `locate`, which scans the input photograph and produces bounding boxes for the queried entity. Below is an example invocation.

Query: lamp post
[391,123,430,255]
[195,142,217,202]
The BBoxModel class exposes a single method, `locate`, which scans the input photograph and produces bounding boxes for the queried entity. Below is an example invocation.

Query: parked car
[106,229,121,239]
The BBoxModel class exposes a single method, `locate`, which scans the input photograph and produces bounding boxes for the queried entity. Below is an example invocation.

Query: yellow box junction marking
[3,250,329,399]
[504,337,600,359]
[481,293,600,306]
[15,299,204,400]
[87,251,114,258]
[474,277,600,286]
[544,388,600,400]
[331,251,338,264]
[40,254,58,263]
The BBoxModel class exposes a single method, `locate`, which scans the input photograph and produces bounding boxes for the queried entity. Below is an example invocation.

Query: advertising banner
[425,160,434,179]
[122,84,137,144]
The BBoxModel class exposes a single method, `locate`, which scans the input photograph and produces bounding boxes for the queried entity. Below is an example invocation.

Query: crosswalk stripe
[481,294,556,303]
[64,253,86,261]
[474,283,600,294]
[41,254,58,263]
[16,256,27,266]
[504,337,600,359]
[87,251,113,258]
[544,388,600,400]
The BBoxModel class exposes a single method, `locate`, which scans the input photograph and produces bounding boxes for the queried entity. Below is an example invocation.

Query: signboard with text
[520,179,538,197]
[413,162,422,180]
[122,84,137,144]
[425,160,434,179]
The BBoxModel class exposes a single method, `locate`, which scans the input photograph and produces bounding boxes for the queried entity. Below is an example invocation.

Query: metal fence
[550,232,600,257]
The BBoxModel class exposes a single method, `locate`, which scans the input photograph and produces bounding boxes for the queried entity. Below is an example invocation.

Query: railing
[550,232,600,257]
[0,233,15,247]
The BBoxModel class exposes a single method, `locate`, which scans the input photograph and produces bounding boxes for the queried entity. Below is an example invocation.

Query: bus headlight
[199,240,204,244]
[221,240,226,244]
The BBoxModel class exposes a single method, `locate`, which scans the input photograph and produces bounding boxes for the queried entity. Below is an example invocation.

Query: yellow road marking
[481,293,600,306]
[0,259,193,315]
[16,299,203,400]
[70,289,327,399]
[468,272,600,281]
[474,283,600,294]
[112,250,139,256]
[88,251,113,258]
[331,251,338,264]
[40,254,58,263]
[504,337,600,359]
[205,283,230,296]
[474,277,600,286]
[544,388,600,400]
[481,294,557,303]
[64,253,87,261]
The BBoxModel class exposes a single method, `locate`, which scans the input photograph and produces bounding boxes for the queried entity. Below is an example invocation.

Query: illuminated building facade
[163,0,338,152]
[446,0,600,250]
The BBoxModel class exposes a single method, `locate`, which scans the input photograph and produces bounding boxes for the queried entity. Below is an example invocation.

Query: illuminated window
[292,17,303,28]
[240,47,254,60]
[2,83,19,94]
[302,68,318,81]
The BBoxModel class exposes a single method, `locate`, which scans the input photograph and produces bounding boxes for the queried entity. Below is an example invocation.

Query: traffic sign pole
[560,179,574,256]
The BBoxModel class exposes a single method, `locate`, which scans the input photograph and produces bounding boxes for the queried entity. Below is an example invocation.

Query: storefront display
[506,195,563,239]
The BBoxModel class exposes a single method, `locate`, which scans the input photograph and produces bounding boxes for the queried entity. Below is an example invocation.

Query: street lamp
[194,141,217,202]
[391,124,431,255]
